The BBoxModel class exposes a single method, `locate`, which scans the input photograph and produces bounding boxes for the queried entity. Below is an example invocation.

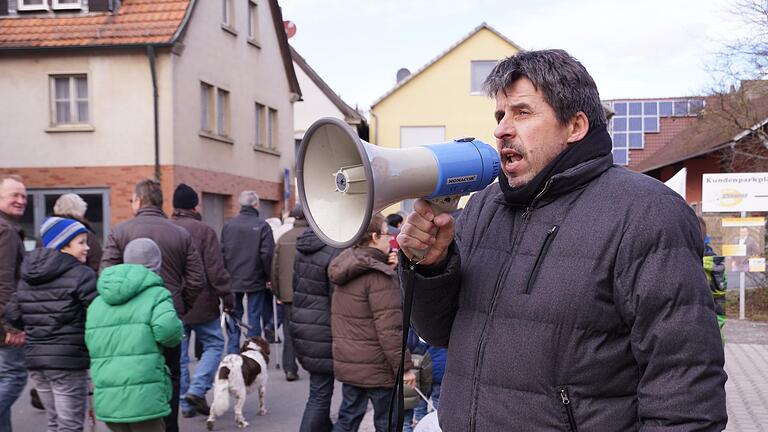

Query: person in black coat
[290,228,342,432]
[6,217,97,432]
[221,191,275,354]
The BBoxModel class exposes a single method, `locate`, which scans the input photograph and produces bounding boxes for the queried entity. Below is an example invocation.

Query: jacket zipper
[467,180,554,431]
[524,225,559,294]
[560,387,578,432]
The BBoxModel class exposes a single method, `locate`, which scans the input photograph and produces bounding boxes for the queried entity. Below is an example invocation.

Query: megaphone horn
[297,117,500,259]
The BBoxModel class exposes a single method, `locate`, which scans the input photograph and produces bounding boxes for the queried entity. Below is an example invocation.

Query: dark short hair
[386,213,403,228]
[289,204,304,220]
[358,213,387,247]
[134,178,163,208]
[483,49,607,131]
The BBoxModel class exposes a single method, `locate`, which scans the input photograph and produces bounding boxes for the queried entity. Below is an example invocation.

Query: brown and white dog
[206,336,271,430]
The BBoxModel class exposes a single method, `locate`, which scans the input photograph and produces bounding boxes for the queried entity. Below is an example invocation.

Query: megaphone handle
[407,195,461,263]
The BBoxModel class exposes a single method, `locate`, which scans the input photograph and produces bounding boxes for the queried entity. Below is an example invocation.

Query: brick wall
[628,117,698,171]
[0,164,289,226]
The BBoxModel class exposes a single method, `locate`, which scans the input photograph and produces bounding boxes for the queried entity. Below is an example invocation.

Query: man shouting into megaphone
[397,49,727,432]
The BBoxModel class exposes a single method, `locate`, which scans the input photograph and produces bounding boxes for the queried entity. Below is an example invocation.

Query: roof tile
[0,0,189,49]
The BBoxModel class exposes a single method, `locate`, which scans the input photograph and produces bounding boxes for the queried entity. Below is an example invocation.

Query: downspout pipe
[146,45,160,181]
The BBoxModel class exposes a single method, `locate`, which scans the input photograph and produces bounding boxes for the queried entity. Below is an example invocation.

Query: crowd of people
[0,174,439,432]
[1,48,731,432]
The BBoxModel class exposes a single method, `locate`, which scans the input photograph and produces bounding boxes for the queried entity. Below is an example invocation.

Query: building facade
[0,0,301,243]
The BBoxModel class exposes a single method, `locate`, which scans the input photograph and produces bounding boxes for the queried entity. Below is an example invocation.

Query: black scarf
[499,125,613,206]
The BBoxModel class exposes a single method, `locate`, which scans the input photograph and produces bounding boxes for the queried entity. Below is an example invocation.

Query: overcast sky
[279,0,745,112]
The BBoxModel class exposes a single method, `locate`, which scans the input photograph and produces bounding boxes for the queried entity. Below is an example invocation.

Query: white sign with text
[702,173,768,213]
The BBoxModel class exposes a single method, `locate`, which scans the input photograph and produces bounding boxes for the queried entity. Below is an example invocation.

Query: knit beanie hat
[123,238,162,273]
[40,217,88,250]
[173,183,199,210]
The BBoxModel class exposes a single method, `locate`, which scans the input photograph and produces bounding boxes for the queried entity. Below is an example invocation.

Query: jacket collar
[498,125,613,207]
[240,206,260,217]
[135,206,167,219]
[0,210,24,241]
[172,208,202,221]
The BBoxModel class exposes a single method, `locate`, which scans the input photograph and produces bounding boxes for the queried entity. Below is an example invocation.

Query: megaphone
[296,117,500,254]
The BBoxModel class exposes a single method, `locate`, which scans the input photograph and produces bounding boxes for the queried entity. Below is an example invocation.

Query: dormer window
[17,0,48,11]
[52,0,83,10]
[17,0,82,11]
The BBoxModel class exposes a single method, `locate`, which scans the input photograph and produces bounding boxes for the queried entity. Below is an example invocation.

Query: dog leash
[221,312,253,333]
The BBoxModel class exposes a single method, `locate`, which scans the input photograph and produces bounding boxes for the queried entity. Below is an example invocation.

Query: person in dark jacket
[291,226,342,432]
[0,175,28,432]
[101,178,205,432]
[170,184,235,418]
[270,204,306,382]
[53,193,103,271]
[221,190,275,354]
[6,217,97,432]
[329,213,416,432]
[398,50,727,431]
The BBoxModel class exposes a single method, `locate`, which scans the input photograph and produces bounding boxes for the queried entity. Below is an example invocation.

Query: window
[200,82,214,132]
[267,108,277,149]
[22,188,111,249]
[52,0,82,9]
[255,103,265,147]
[222,0,234,29]
[216,88,230,137]
[17,0,81,10]
[248,1,259,41]
[18,0,48,11]
[200,82,229,140]
[51,75,89,125]
[470,61,496,94]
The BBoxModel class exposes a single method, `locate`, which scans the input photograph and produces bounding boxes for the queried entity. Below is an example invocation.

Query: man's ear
[566,112,589,144]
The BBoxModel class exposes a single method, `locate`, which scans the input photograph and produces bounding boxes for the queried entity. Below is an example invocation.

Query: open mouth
[500,148,523,172]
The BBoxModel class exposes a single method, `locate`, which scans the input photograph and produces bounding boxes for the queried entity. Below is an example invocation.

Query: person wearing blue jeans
[0,345,27,431]
[180,319,225,416]
[300,372,335,432]
[332,385,394,432]
[227,291,266,354]
[221,192,275,355]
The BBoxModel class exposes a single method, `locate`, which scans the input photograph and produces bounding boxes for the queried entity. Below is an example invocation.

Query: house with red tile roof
[0,0,301,242]
[606,82,768,209]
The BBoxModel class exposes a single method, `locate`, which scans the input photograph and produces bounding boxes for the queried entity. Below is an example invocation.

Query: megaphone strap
[388,256,417,432]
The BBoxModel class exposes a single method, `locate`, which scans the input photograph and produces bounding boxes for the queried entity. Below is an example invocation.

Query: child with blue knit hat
[4,216,98,432]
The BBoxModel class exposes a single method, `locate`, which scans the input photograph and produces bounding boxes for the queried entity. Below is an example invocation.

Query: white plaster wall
[293,62,345,139]
[171,0,296,181]
[0,50,174,167]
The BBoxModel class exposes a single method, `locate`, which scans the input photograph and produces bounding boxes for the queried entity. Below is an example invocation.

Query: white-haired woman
[52,193,103,271]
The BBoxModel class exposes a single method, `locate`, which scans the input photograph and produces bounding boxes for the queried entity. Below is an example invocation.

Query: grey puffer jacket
[403,154,727,432]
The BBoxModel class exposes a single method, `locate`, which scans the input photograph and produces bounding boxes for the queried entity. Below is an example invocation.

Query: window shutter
[89,0,113,12]
[0,0,9,16]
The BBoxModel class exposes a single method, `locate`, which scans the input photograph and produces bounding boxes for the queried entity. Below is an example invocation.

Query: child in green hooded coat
[86,238,183,432]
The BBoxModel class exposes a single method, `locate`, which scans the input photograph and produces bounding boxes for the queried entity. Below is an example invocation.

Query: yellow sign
[722,244,747,257]
[721,217,766,227]
[749,258,766,272]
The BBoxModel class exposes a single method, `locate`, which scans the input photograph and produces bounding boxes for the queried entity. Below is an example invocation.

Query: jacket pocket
[558,386,578,432]
[524,225,559,294]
